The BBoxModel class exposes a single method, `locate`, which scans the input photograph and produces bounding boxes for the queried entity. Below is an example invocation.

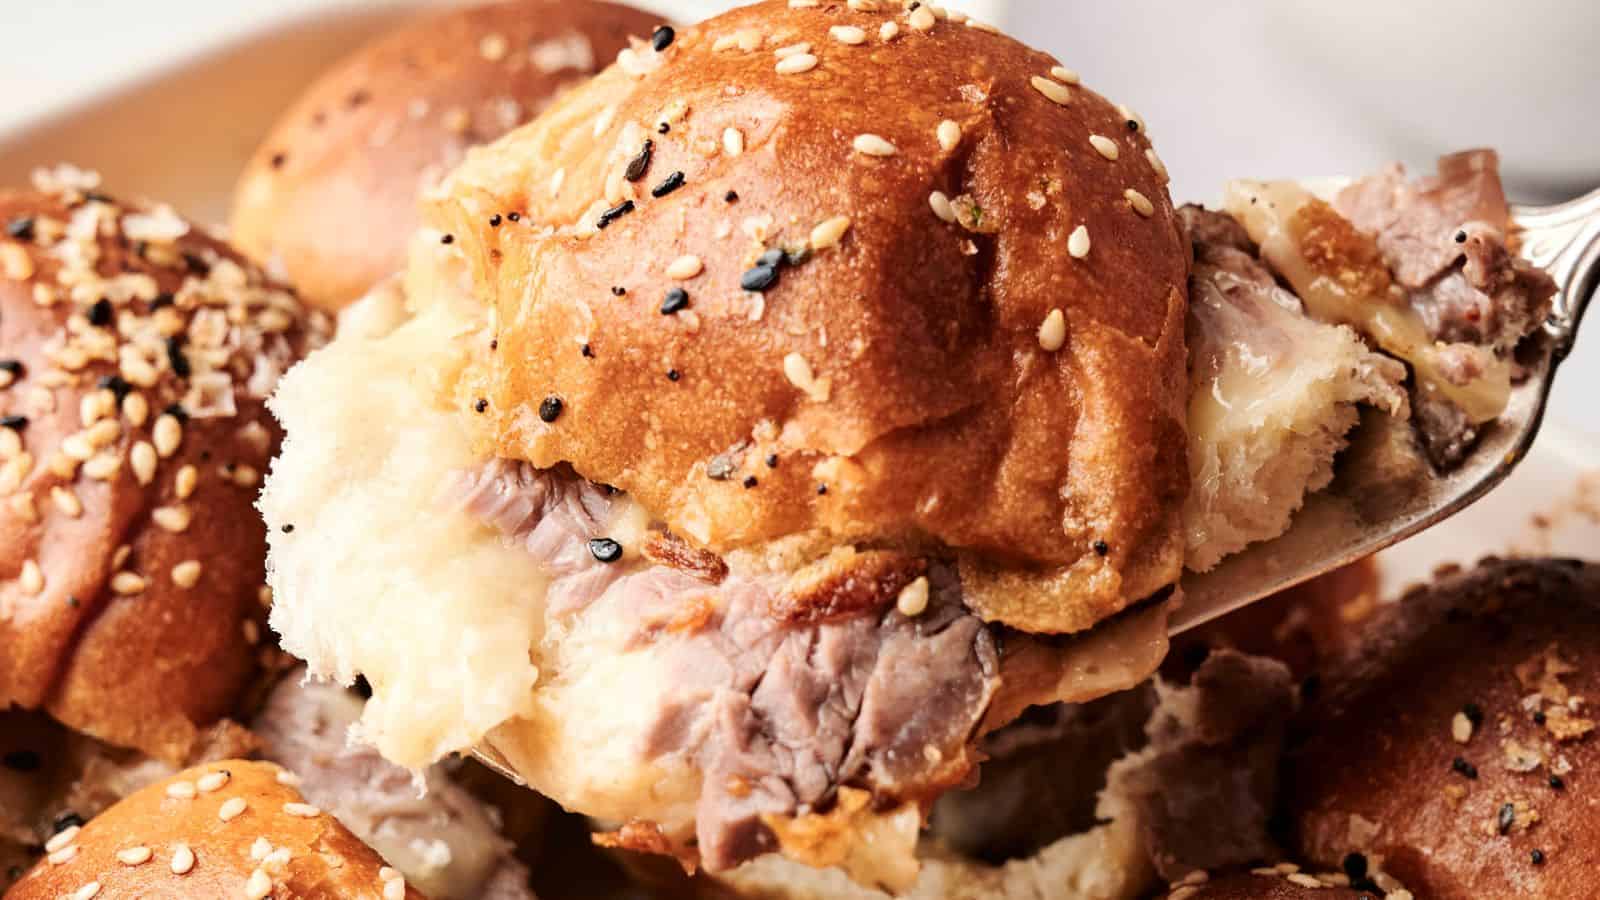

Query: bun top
[1288,557,1600,899]
[0,172,328,763]
[4,759,426,900]
[433,0,1191,633]
[230,0,661,310]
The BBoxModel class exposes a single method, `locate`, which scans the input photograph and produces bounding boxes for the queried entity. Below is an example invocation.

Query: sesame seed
[1286,874,1323,889]
[197,770,229,792]
[666,255,704,280]
[775,53,819,75]
[1145,147,1170,182]
[661,287,690,314]
[71,881,100,900]
[153,505,192,533]
[1093,539,1111,556]
[245,868,273,900]
[929,191,957,223]
[479,32,508,61]
[852,134,897,157]
[1452,711,1475,743]
[168,559,202,589]
[175,464,197,499]
[51,486,83,518]
[588,538,623,563]
[1532,849,1546,865]
[384,876,407,900]
[773,42,812,59]
[1118,104,1145,133]
[538,396,563,422]
[880,21,899,40]
[789,0,819,6]
[723,128,744,156]
[166,780,197,799]
[0,242,33,281]
[110,572,146,595]
[166,843,196,875]
[219,796,248,822]
[1125,188,1155,217]
[46,826,80,854]
[48,845,78,865]
[908,6,936,31]
[251,837,273,861]
[276,769,301,786]
[1089,134,1120,160]
[122,392,148,427]
[830,25,866,45]
[153,413,182,457]
[1031,75,1071,105]
[1038,309,1067,352]
[116,846,152,866]
[809,216,852,250]
[283,802,321,818]
[379,867,397,881]
[783,353,819,397]
[1068,225,1092,259]
[937,120,961,152]
[897,576,930,617]
[1050,65,1080,85]
[1498,802,1516,834]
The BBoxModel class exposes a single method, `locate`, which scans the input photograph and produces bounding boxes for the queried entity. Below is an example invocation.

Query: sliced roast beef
[446,460,1001,872]
[1334,151,1556,465]
[253,676,537,900]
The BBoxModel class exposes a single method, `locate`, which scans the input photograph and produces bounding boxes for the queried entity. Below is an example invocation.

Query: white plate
[0,4,1593,597]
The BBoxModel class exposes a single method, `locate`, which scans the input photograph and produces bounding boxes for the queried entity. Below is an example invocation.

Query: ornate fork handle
[1514,187,1600,357]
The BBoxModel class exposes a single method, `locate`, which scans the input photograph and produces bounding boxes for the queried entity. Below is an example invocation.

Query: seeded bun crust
[229,0,660,311]
[3,760,426,900]
[1161,872,1377,899]
[433,0,1190,634]
[1286,557,1600,899]
[0,181,327,765]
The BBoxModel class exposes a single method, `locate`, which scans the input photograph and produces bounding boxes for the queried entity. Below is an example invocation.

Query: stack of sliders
[250,0,1557,894]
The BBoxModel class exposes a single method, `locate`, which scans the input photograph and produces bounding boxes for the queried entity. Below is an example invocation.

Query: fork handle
[1514,188,1600,357]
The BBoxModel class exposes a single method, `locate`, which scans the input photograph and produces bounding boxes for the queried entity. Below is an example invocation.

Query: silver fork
[1171,186,1600,634]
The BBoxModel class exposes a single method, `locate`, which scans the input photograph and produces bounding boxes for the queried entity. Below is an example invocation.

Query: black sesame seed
[581,343,594,358]
[817,484,828,495]
[149,292,175,310]
[474,398,489,413]
[588,538,623,563]
[166,336,191,379]
[0,359,23,376]
[0,415,27,431]
[96,374,131,401]
[507,212,520,222]
[740,265,779,293]
[353,675,373,699]
[489,214,502,228]
[1550,774,1566,790]
[66,595,78,608]
[440,233,455,245]
[52,813,84,834]
[1534,710,1547,725]
[1531,849,1546,865]
[666,368,681,382]
[164,403,189,424]
[625,139,655,182]
[538,396,563,422]
[269,152,287,169]
[1,750,40,772]
[661,287,689,315]
[347,89,371,108]
[757,248,786,269]
[611,285,627,297]
[1093,539,1110,556]
[1125,119,1140,132]
[743,475,759,489]
[724,191,739,203]
[1498,802,1516,834]
[1452,757,1478,779]
[182,251,210,276]
[651,171,686,197]
[489,339,498,351]
[281,524,295,534]
[784,245,812,267]
[765,454,778,468]
[596,200,636,229]
[87,298,113,327]
[651,25,675,51]
[657,122,671,135]
[1463,702,1484,726]
[1455,230,1468,244]
[5,217,35,241]
[1342,852,1368,881]
[82,191,113,205]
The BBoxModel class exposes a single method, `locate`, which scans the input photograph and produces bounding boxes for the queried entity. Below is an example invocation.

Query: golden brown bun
[1161,872,1378,899]
[230,0,660,310]
[0,180,328,764]
[3,759,426,900]
[1287,557,1600,899]
[433,0,1190,633]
